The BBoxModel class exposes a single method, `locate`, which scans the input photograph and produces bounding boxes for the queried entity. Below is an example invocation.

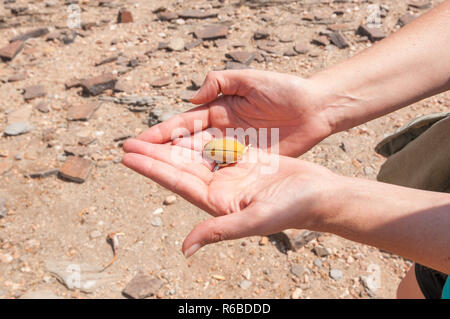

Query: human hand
[122,138,340,257]
[136,70,333,157]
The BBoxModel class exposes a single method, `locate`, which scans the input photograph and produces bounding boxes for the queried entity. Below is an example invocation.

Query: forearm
[310,0,450,134]
[316,176,450,274]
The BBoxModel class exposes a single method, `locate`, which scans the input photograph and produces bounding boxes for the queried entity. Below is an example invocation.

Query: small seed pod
[203,138,249,168]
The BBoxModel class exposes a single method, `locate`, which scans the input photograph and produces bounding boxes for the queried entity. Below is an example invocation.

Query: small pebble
[291,287,302,299]
[329,269,343,281]
[163,195,177,205]
[239,280,252,290]
[151,217,162,227]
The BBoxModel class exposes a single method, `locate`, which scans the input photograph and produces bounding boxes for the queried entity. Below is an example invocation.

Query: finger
[122,153,210,212]
[172,130,215,152]
[182,207,264,258]
[123,139,215,178]
[136,105,211,144]
[190,70,259,105]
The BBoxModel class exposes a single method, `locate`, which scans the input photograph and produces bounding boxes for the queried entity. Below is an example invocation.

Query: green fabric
[443,277,450,299]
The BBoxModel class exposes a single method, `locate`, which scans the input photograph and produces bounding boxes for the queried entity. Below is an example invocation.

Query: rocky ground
[0,0,448,299]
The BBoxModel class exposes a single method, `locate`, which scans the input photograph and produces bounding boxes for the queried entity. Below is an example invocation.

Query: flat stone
[59,156,93,183]
[8,73,26,82]
[157,42,169,50]
[194,24,228,40]
[4,122,32,136]
[253,30,269,40]
[65,78,83,89]
[327,23,353,32]
[256,42,279,54]
[398,13,416,27]
[329,269,343,281]
[114,79,131,93]
[150,76,171,88]
[25,168,59,179]
[23,85,46,101]
[356,25,386,42]
[64,146,89,157]
[311,35,330,46]
[179,90,195,102]
[293,42,309,54]
[122,272,163,299]
[95,54,119,66]
[408,1,430,9]
[226,62,250,70]
[277,34,294,43]
[67,102,101,121]
[328,31,349,49]
[290,264,305,278]
[168,37,185,51]
[10,27,49,42]
[81,73,117,96]
[178,9,218,19]
[185,39,202,50]
[117,9,133,23]
[313,258,322,267]
[312,245,330,257]
[284,47,298,57]
[226,51,256,65]
[214,39,228,48]
[35,101,50,113]
[0,41,24,61]
[157,11,178,21]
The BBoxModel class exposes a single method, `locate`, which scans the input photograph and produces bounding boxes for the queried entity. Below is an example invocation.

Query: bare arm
[311,0,450,133]
[316,176,450,274]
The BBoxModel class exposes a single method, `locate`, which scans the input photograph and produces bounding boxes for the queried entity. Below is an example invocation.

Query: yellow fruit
[203,138,248,165]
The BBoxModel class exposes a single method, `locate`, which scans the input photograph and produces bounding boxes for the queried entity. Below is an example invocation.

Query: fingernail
[184,243,201,258]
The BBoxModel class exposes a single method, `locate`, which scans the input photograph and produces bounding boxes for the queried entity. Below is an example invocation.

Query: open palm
[122,138,334,257]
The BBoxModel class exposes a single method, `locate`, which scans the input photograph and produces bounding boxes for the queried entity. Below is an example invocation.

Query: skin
[123,1,450,297]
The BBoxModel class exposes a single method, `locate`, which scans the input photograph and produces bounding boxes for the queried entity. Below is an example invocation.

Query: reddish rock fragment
[293,42,309,54]
[118,9,133,23]
[0,41,24,61]
[226,51,256,65]
[10,28,49,42]
[67,102,101,121]
[408,1,430,9]
[356,25,386,42]
[65,78,83,89]
[150,77,171,88]
[311,36,330,46]
[328,31,349,49]
[178,9,218,19]
[23,85,46,101]
[194,25,228,40]
[59,156,93,183]
[81,73,117,96]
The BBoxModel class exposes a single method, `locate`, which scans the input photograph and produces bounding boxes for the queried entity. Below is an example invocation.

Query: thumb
[182,208,262,258]
[190,70,252,105]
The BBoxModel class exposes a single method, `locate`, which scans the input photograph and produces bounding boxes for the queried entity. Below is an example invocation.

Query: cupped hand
[136,70,332,157]
[122,138,339,258]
